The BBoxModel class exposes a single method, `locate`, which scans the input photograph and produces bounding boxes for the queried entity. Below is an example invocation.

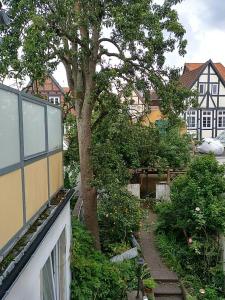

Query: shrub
[156,155,225,298]
[71,218,137,300]
[98,188,143,251]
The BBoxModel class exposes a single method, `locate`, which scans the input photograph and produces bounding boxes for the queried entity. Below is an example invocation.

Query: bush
[156,155,225,299]
[71,218,137,300]
[98,188,143,251]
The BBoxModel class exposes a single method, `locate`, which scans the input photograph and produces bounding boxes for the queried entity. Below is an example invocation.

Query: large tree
[0,0,193,249]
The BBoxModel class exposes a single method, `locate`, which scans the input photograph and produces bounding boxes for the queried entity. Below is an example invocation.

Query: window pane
[212,84,218,94]
[199,84,205,94]
[0,89,20,169]
[48,106,62,151]
[23,101,46,157]
[42,257,55,300]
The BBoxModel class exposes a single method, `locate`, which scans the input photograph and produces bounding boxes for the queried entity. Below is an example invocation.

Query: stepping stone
[155,296,184,300]
[154,282,183,296]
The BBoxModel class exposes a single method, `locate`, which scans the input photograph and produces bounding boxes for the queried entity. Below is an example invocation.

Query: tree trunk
[77,109,101,250]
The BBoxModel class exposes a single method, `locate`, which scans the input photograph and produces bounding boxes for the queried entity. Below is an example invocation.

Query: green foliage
[170,154,225,234]
[98,188,143,251]
[1,0,196,118]
[143,278,157,289]
[156,155,225,299]
[71,218,137,300]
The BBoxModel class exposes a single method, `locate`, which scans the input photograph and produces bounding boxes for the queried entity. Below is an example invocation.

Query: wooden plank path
[139,210,184,300]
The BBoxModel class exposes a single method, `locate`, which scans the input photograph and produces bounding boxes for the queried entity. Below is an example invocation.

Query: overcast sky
[165,0,225,69]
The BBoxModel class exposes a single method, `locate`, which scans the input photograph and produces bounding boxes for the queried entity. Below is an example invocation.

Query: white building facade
[182,60,225,139]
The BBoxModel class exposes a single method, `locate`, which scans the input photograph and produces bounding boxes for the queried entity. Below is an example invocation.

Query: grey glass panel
[23,100,46,157]
[0,89,20,169]
[47,106,62,151]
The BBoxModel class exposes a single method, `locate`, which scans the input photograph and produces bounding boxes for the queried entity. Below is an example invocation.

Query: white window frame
[199,83,206,95]
[41,230,66,300]
[217,110,225,128]
[211,83,219,95]
[202,110,212,129]
[186,110,197,129]
[49,96,61,105]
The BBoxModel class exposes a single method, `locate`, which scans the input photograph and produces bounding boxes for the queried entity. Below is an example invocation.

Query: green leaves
[156,154,225,298]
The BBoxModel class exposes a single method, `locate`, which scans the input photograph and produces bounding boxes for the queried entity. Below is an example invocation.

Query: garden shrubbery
[156,154,225,299]
[98,188,143,252]
[71,218,137,300]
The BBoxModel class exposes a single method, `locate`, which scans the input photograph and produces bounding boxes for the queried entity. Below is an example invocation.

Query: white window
[47,106,62,151]
[218,110,225,128]
[211,84,218,95]
[22,101,46,157]
[199,84,206,95]
[49,96,60,105]
[0,89,20,169]
[202,111,212,129]
[41,231,66,300]
[186,110,197,129]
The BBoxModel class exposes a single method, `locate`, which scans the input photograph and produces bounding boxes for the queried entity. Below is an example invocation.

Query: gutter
[0,188,75,300]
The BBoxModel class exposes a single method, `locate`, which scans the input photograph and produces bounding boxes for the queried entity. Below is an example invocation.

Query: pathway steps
[139,210,184,300]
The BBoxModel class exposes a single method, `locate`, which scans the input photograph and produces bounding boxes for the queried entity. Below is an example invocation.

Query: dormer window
[49,96,60,105]
[211,84,218,95]
[199,84,206,95]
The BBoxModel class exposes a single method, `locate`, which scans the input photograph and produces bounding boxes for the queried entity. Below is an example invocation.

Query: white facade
[184,62,225,139]
[3,202,71,300]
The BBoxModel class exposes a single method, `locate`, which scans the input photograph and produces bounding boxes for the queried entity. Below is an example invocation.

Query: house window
[186,110,197,129]
[218,110,225,128]
[211,84,218,95]
[202,111,212,129]
[41,230,66,300]
[49,96,60,105]
[199,84,206,95]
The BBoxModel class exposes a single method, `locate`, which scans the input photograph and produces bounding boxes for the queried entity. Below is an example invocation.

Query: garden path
[139,210,184,300]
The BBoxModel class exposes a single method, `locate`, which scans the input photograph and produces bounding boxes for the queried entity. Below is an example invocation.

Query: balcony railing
[0,83,63,256]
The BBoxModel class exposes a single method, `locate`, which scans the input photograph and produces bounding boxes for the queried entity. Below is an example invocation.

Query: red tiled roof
[180,61,225,88]
[214,63,225,81]
[180,62,207,88]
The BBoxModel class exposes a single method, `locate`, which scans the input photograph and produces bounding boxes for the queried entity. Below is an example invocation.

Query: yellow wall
[49,152,63,197]
[141,107,163,126]
[0,170,23,249]
[24,158,48,221]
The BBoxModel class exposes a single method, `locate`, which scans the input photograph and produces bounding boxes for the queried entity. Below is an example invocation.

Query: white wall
[4,202,71,300]
[127,184,140,199]
[156,182,170,201]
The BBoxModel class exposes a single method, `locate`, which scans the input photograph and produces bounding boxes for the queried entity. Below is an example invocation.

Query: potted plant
[143,277,157,294]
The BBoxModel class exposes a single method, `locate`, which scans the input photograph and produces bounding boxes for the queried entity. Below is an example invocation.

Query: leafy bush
[71,218,137,300]
[98,188,143,251]
[156,155,225,299]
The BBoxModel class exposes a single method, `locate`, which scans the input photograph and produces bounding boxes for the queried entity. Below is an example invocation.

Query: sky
[6,0,225,88]
[165,0,225,70]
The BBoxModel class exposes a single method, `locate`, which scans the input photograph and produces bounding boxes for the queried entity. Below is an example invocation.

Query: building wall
[0,170,23,249]
[0,84,63,255]
[4,202,71,300]
[141,107,163,125]
[185,63,225,139]
[28,77,65,102]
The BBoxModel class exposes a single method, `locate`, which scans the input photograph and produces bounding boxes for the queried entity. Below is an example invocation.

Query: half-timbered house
[181,60,225,139]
